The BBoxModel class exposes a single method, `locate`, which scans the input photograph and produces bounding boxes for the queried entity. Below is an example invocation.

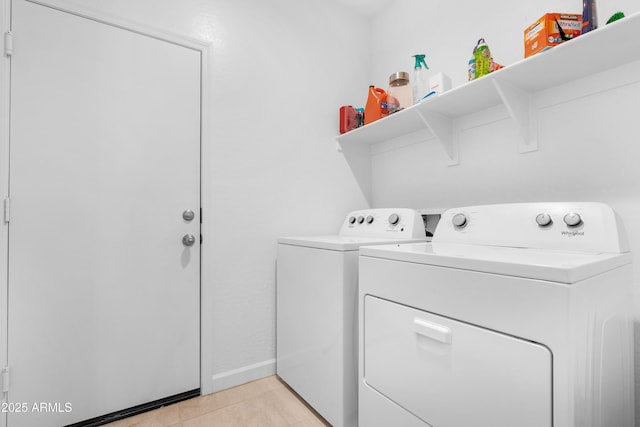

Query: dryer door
[364,296,552,427]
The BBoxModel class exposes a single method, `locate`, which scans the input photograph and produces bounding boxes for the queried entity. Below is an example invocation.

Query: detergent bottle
[364,85,388,125]
[473,39,491,79]
[412,54,430,103]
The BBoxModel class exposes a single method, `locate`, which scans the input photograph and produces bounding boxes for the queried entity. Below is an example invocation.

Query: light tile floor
[103,376,330,427]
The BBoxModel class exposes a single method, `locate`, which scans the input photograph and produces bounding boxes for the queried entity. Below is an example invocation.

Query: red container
[339,105,357,134]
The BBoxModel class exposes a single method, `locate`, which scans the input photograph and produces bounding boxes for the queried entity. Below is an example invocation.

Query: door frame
[0,2,212,425]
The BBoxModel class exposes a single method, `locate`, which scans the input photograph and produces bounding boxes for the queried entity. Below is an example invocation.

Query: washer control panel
[436,202,628,253]
[340,208,426,239]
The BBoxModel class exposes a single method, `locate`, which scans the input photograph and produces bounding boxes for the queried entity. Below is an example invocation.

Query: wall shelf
[336,10,640,173]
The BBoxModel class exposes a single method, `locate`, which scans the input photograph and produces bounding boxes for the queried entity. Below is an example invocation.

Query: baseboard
[209,358,276,394]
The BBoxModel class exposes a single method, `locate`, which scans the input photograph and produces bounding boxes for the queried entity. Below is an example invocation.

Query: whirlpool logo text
[561,231,585,237]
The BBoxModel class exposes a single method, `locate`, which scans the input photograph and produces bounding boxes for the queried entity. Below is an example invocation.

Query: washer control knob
[535,213,553,227]
[388,213,400,225]
[452,213,467,228]
[357,216,365,224]
[451,213,469,228]
[348,216,356,224]
[366,215,374,224]
[563,212,582,227]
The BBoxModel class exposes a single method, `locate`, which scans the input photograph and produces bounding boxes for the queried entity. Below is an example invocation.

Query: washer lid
[359,242,632,284]
[278,236,426,251]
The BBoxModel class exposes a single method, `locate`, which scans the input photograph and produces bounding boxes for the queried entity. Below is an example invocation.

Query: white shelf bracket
[415,109,459,166]
[492,79,538,153]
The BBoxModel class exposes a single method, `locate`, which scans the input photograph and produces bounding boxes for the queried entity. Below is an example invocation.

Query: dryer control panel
[340,208,426,239]
[434,202,628,253]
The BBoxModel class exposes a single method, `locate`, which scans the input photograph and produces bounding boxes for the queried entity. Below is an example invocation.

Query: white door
[7,1,201,425]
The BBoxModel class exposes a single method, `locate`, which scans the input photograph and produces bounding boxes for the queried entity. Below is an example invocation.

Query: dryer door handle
[414,318,452,344]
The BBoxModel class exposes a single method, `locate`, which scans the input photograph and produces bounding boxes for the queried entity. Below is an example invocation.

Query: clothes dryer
[277,208,429,427]
[358,202,634,427]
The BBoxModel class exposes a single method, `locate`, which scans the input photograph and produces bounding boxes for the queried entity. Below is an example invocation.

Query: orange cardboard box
[524,13,582,58]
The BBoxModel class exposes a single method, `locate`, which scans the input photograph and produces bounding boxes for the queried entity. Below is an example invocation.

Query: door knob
[182,234,196,247]
[183,209,195,221]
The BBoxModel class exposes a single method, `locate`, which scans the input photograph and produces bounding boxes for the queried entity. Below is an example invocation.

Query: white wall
[0,0,370,396]
[368,0,640,424]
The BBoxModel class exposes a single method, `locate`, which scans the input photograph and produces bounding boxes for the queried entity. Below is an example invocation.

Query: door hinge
[3,198,9,223]
[4,31,13,57]
[2,367,9,393]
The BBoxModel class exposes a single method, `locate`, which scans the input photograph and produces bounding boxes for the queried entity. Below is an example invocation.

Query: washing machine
[276,208,432,427]
[358,203,634,427]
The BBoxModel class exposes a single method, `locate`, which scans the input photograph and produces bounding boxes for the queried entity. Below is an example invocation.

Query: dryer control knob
[357,216,365,224]
[366,215,374,224]
[535,213,553,227]
[452,213,467,228]
[563,212,582,227]
[388,213,400,225]
[348,216,356,224]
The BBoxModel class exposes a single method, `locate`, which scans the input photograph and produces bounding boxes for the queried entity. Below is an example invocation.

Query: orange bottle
[364,85,388,125]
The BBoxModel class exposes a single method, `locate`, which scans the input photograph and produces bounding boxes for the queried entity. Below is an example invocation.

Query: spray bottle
[412,54,430,104]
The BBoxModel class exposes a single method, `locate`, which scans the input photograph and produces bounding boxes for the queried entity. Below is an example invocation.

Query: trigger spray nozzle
[413,54,429,70]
